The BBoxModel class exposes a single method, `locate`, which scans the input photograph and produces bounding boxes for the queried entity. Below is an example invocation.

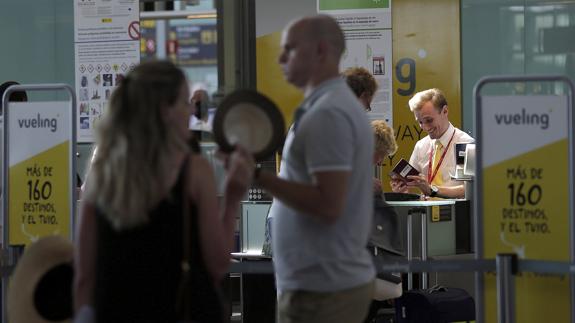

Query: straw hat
[8,235,74,323]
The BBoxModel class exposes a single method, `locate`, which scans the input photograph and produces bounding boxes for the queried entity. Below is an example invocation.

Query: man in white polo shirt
[254,14,375,323]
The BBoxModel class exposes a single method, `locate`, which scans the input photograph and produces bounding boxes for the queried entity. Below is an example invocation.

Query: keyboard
[384,192,421,201]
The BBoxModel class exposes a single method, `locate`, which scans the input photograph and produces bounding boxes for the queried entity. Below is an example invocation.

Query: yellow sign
[480,95,570,322]
[6,101,72,246]
[9,142,70,245]
[431,205,440,222]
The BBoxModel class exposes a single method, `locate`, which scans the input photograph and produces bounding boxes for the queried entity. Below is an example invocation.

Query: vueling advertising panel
[7,102,71,246]
[481,95,570,322]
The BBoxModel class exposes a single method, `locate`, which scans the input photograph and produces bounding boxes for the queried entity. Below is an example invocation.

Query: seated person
[390,88,474,199]
[370,120,403,303]
[342,69,404,261]
[372,120,396,194]
[344,66,404,315]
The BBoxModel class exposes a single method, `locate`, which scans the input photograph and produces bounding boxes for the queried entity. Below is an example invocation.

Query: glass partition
[462,0,575,133]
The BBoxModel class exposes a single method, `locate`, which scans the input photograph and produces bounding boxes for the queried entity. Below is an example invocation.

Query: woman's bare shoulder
[186,153,216,189]
[188,153,212,173]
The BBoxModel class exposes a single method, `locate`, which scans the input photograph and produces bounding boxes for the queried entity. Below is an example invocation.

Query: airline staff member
[390,88,474,199]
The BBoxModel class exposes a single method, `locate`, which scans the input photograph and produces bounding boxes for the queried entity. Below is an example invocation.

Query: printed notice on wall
[7,102,71,246]
[480,95,570,322]
[74,0,140,142]
[318,0,392,124]
[74,0,139,43]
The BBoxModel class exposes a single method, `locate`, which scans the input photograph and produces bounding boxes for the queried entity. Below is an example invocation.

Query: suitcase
[395,285,475,323]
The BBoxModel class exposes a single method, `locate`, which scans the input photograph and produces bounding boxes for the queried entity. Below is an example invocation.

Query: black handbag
[394,285,475,323]
[176,157,226,323]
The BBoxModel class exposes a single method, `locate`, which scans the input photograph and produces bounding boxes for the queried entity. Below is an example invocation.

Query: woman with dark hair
[342,67,377,112]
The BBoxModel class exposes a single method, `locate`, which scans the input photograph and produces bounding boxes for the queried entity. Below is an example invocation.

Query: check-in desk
[229,201,274,323]
[387,199,472,290]
[232,199,474,319]
[239,201,271,254]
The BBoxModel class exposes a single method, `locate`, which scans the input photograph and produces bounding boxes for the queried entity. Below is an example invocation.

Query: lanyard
[427,129,456,184]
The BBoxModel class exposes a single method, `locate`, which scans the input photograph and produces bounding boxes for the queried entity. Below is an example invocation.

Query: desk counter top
[386,199,460,207]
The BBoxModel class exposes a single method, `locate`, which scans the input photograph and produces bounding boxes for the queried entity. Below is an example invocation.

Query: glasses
[363,94,374,112]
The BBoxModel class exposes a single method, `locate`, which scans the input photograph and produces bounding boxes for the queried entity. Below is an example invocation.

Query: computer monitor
[455,143,469,166]
[463,144,476,177]
[454,142,472,178]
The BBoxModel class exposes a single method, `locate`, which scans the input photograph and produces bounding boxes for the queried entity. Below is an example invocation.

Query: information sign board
[479,94,571,322]
[6,101,72,245]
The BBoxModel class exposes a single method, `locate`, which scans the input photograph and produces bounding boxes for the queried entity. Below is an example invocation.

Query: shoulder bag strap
[176,154,194,322]
[181,155,192,273]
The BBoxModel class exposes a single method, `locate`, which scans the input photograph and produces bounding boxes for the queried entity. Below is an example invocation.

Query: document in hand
[390,158,419,181]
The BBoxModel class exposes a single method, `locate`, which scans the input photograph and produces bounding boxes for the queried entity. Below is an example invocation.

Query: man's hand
[217,145,255,203]
[389,174,408,193]
[373,178,382,194]
[405,174,432,196]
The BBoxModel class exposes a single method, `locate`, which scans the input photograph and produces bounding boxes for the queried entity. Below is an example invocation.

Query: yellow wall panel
[256,31,303,127]
[382,0,462,191]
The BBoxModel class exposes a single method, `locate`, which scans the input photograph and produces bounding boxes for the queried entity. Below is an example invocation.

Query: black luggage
[395,285,475,323]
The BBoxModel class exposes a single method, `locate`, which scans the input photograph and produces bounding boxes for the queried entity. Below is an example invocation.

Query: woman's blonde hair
[84,60,189,230]
[372,120,397,159]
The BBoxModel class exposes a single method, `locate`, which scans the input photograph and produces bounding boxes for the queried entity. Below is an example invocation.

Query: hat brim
[8,235,74,323]
[213,90,285,161]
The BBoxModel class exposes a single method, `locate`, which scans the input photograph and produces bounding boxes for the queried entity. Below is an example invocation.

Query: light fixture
[187,13,217,19]
[140,10,216,20]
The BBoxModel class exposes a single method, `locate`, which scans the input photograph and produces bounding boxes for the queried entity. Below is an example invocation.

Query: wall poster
[74,0,140,142]
[318,0,393,124]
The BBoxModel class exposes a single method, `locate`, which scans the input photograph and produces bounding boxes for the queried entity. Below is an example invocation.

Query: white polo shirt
[270,78,375,293]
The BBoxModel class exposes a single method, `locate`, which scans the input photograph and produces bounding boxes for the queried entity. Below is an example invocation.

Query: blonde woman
[368,120,403,315]
[371,119,398,194]
[74,61,253,323]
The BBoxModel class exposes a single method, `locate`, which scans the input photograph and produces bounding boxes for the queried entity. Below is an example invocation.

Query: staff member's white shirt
[409,123,474,187]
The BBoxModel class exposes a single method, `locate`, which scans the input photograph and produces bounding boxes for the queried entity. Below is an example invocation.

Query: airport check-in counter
[232,143,477,318]
[237,197,474,277]
[229,201,274,323]
[386,199,473,290]
[233,196,474,321]
[387,199,473,257]
[237,199,474,257]
[239,201,270,254]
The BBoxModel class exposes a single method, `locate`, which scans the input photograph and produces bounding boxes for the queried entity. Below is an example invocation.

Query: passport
[390,158,420,181]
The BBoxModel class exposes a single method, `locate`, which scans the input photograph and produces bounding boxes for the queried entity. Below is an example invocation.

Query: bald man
[254,15,375,323]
